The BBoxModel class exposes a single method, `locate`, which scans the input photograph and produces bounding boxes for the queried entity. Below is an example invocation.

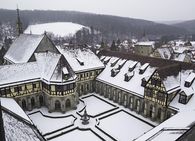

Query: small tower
[80,108,90,125]
[16,5,23,36]
[0,100,6,141]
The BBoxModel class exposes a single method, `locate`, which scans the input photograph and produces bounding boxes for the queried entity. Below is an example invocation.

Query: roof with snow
[57,46,104,73]
[24,22,87,37]
[0,98,42,141]
[4,34,44,63]
[0,97,32,123]
[97,57,156,97]
[157,47,173,59]
[98,50,195,95]
[135,41,155,48]
[0,52,75,88]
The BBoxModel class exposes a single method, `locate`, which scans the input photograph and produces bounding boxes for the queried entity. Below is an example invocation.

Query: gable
[34,35,59,54]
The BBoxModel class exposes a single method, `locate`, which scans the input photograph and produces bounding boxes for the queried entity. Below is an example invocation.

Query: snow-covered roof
[135,41,155,48]
[157,48,172,59]
[185,72,195,83]
[97,57,156,96]
[0,62,40,88]
[169,70,195,111]
[57,46,104,73]
[0,52,74,88]
[1,97,32,123]
[2,110,41,141]
[24,22,87,37]
[35,52,61,81]
[4,34,44,63]
[174,53,187,62]
[136,110,195,141]
[172,46,190,54]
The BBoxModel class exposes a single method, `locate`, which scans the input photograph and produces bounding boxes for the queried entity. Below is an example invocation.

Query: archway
[22,99,27,110]
[31,97,35,108]
[149,105,153,118]
[39,95,44,106]
[55,100,61,111]
[66,99,71,108]
[157,108,161,120]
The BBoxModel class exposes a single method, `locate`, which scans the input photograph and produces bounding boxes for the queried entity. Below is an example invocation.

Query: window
[33,84,36,89]
[63,85,67,91]
[5,88,11,94]
[145,88,152,97]
[70,84,73,89]
[14,87,22,92]
[158,92,165,101]
[179,94,187,104]
[0,89,6,96]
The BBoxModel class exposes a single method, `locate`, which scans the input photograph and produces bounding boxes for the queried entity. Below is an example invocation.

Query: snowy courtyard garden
[27,93,156,141]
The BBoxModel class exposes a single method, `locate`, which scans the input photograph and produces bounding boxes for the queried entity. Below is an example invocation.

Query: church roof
[4,34,44,63]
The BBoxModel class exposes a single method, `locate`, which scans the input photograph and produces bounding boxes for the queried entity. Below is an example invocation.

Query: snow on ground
[98,111,153,141]
[27,93,156,141]
[50,129,103,141]
[81,95,116,116]
[29,112,75,135]
[3,111,40,141]
[24,22,87,37]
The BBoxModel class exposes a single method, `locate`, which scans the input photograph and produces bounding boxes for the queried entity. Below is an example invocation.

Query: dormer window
[110,58,119,67]
[129,61,138,72]
[139,63,149,74]
[103,57,111,65]
[184,73,195,87]
[62,67,69,80]
[76,58,84,66]
[124,71,134,82]
[141,78,147,87]
[118,59,126,69]
[179,90,193,104]
[111,68,120,77]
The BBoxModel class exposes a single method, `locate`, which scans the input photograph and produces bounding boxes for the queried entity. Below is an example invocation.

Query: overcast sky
[1,0,195,21]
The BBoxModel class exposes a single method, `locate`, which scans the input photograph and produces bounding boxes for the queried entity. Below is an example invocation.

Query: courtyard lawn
[29,112,75,135]
[98,110,153,141]
[81,95,116,116]
[50,128,103,141]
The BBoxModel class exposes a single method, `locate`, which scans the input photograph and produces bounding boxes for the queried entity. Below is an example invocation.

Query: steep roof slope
[4,34,44,63]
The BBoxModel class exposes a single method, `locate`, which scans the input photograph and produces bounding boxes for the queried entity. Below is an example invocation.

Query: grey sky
[0,0,195,21]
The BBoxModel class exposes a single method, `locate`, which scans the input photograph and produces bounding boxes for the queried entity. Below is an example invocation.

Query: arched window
[66,99,71,108]
[55,100,61,111]
[39,95,44,106]
[157,108,161,120]
[22,99,27,110]
[31,97,35,108]
[149,105,153,118]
